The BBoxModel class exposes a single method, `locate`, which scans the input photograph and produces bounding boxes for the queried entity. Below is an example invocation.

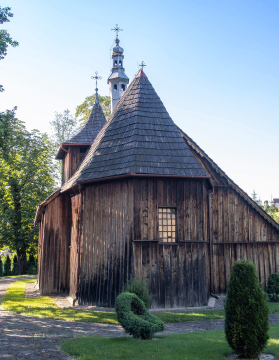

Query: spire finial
[91,72,102,104]
[111,24,123,39]
[139,61,146,71]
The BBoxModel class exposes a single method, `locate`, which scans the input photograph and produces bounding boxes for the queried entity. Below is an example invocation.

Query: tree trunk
[16,249,28,275]
[10,178,28,275]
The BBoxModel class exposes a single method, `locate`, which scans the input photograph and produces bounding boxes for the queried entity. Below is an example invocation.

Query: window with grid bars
[158,207,176,242]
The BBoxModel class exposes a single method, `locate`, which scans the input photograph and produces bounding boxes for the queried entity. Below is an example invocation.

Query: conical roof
[62,70,208,190]
[56,97,107,159]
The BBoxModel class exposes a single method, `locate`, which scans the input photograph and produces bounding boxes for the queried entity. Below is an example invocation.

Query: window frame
[158,207,177,243]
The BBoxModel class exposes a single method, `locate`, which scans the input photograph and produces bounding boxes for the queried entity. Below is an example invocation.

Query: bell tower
[108,24,129,112]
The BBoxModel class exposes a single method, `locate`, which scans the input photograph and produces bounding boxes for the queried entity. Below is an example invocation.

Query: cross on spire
[111,24,123,39]
[91,71,102,90]
[139,61,146,70]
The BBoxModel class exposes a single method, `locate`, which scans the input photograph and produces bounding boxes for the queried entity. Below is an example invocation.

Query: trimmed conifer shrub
[225,260,269,359]
[12,254,18,275]
[125,277,151,308]
[115,292,164,339]
[267,273,279,302]
[3,255,11,276]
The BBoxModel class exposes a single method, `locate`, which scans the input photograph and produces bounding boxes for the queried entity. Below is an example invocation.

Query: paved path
[1,277,279,359]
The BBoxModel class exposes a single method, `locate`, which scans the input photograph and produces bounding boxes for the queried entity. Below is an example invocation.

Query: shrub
[0,257,2,277]
[125,277,151,308]
[267,273,279,302]
[115,292,164,339]
[3,255,11,276]
[12,254,18,275]
[28,253,35,263]
[225,260,269,359]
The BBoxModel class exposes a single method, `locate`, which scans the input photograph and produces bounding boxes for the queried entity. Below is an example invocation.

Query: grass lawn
[2,279,279,325]
[61,325,279,360]
[1,279,118,324]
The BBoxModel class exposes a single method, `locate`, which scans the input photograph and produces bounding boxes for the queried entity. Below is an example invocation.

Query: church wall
[38,194,71,295]
[79,178,134,307]
[211,186,279,294]
[132,178,209,308]
[69,193,82,299]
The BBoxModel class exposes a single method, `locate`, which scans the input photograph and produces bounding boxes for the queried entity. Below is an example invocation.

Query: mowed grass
[2,279,279,324]
[1,279,118,324]
[61,325,279,360]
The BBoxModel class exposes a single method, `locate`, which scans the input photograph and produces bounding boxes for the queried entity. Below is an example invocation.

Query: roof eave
[75,172,213,188]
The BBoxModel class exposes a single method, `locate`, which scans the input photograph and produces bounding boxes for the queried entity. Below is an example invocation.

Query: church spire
[91,71,102,104]
[107,24,129,113]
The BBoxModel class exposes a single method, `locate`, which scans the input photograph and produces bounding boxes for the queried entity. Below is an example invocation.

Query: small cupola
[107,24,129,113]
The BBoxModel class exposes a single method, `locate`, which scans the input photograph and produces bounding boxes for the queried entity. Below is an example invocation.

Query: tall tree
[49,109,78,185]
[49,109,78,149]
[0,6,19,92]
[0,109,56,273]
[75,94,110,125]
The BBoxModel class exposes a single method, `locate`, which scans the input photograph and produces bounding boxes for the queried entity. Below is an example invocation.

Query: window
[119,60,122,66]
[121,84,125,91]
[158,208,176,242]
[114,84,117,91]
[114,60,118,66]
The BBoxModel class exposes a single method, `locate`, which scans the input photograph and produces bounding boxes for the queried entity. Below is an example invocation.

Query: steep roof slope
[56,96,107,159]
[62,70,209,190]
[179,128,279,231]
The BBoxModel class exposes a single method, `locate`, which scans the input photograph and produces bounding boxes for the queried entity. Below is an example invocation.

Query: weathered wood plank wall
[69,193,81,298]
[211,186,279,294]
[79,179,134,307]
[38,194,71,294]
[133,178,209,308]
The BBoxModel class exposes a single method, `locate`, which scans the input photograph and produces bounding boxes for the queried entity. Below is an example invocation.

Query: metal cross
[139,61,146,70]
[91,71,102,89]
[111,24,123,38]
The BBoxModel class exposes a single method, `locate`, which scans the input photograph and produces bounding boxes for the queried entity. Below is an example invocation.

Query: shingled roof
[62,70,209,190]
[56,93,107,159]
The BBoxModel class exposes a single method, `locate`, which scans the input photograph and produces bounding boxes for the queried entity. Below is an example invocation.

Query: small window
[80,146,88,153]
[119,60,122,66]
[158,208,176,242]
[114,60,118,66]
[121,84,125,91]
[114,84,117,91]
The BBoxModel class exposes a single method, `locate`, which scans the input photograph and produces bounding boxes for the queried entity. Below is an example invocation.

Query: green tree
[0,6,19,92]
[225,260,269,359]
[75,94,110,125]
[49,109,78,184]
[251,190,262,207]
[263,200,279,224]
[0,109,56,273]
[50,109,78,149]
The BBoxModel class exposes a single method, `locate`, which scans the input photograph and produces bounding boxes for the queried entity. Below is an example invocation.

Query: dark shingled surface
[62,72,207,190]
[66,101,106,144]
[56,99,107,159]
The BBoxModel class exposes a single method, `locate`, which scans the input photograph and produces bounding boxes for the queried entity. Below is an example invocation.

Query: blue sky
[1,0,278,202]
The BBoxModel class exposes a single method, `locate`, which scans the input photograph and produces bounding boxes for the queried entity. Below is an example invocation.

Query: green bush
[3,255,11,276]
[125,277,151,308]
[12,254,18,275]
[225,260,269,359]
[115,292,164,339]
[267,273,279,302]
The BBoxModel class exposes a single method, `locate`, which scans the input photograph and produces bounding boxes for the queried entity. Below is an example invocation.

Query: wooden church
[35,30,279,309]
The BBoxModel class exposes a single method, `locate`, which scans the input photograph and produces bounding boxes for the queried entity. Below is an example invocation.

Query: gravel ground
[1,277,279,360]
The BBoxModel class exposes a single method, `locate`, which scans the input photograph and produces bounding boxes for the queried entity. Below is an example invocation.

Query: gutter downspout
[73,185,83,306]
[208,188,214,296]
